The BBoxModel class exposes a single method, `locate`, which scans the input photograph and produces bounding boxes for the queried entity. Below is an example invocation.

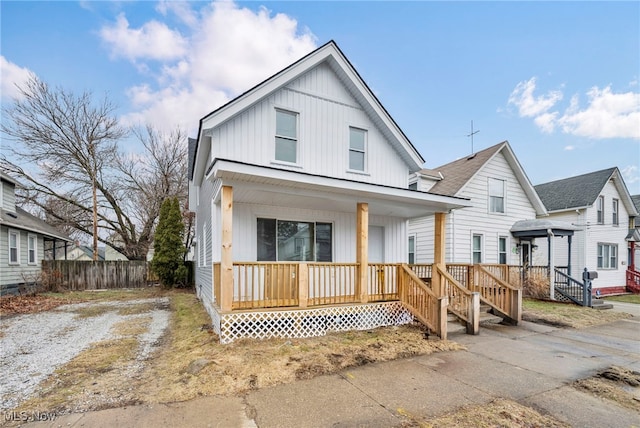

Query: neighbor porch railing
[627,269,640,293]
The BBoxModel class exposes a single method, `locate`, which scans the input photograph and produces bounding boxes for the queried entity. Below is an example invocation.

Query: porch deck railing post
[438,296,448,341]
[298,263,309,308]
[511,287,522,324]
[356,202,369,303]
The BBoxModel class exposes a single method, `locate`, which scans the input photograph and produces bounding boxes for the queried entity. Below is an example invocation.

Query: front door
[368,226,384,263]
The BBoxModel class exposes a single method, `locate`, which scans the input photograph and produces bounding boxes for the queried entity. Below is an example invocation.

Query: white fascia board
[611,169,639,216]
[209,159,471,212]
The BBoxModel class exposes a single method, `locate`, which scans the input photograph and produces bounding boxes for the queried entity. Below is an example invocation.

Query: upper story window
[612,199,619,226]
[488,178,505,213]
[9,230,19,264]
[596,195,604,224]
[348,127,366,172]
[275,109,298,163]
[28,234,37,265]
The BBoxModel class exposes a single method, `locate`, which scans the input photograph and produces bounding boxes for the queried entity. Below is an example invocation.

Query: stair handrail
[474,265,522,325]
[435,264,479,334]
[399,264,448,339]
[627,269,640,293]
[554,269,589,306]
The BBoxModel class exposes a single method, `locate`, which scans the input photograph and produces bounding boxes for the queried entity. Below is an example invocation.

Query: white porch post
[220,185,233,312]
[548,229,555,300]
[356,202,369,303]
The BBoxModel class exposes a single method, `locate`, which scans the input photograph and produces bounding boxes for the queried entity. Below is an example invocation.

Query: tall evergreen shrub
[152,197,187,287]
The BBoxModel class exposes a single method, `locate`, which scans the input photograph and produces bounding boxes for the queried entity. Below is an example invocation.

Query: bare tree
[1,76,189,260]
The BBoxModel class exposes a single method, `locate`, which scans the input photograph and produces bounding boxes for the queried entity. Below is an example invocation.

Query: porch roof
[207,159,471,218]
[510,219,581,238]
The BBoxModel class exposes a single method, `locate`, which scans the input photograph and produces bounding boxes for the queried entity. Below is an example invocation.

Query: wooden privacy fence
[42,260,152,290]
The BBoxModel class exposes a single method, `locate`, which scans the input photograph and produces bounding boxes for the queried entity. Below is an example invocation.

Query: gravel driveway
[0,297,170,411]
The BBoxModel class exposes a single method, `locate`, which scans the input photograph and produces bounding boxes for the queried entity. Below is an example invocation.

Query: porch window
[408,235,416,264]
[257,218,332,262]
[488,178,505,213]
[498,236,507,264]
[9,230,19,264]
[472,234,483,264]
[596,195,604,224]
[597,243,617,269]
[28,234,37,265]
[612,199,619,226]
[275,109,298,163]
[348,127,366,171]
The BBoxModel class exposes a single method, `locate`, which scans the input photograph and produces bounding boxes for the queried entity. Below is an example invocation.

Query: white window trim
[488,178,506,214]
[612,198,619,226]
[597,243,618,270]
[347,126,368,173]
[27,233,37,265]
[274,108,300,166]
[596,195,604,224]
[8,229,20,265]
[408,234,417,264]
[498,235,509,265]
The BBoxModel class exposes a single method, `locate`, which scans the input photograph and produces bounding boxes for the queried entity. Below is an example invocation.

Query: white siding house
[0,172,72,295]
[534,167,639,295]
[188,41,470,342]
[409,141,547,266]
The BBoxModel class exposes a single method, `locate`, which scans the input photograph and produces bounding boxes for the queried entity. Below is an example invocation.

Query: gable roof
[191,40,425,185]
[632,194,640,225]
[0,206,72,242]
[534,167,638,216]
[423,141,547,215]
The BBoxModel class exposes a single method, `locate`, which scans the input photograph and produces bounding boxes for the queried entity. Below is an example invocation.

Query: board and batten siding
[0,226,45,287]
[206,62,410,188]
[409,151,537,265]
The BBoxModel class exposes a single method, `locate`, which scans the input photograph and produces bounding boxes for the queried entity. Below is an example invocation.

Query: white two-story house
[534,167,639,295]
[188,41,470,342]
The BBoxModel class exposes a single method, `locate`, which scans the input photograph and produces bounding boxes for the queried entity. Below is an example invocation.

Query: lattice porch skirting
[209,302,414,344]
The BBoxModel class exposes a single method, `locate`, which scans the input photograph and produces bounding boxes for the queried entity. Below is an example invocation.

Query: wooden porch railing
[626,268,640,293]
[398,264,447,339]
[232,262,300,309]
[308,263,358,306]
[368,263,399,301]
[472,265,522,325]
[436,264,479,335]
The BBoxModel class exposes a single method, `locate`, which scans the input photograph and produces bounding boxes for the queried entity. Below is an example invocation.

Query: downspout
[548,228,555,300]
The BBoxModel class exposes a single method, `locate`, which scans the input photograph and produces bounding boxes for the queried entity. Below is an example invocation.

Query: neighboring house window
[612,199,619,226]
[597,243,617,269]
[408,235,416,264]
[408,182,418,190]
[275,109,298,163]
[348,127,366,171]
[596,195,604,224]
[498,236,507,265]
[488,178,505,213]
[257,218,332,262]
[9,230,19,264]
[472,234,483,264]
[28,234,37,265]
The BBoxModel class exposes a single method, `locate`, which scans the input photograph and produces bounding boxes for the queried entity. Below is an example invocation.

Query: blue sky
[2,1,639,193]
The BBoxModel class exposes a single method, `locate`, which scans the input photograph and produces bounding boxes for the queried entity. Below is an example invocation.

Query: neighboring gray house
[1,172,72,295]
[534,167,639,295]
[409,141,547,266]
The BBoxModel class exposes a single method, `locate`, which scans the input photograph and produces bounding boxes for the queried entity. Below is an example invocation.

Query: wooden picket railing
[472,265,522,324]
[232,262,299,309]
[398,264,447,339]
[308,263,358,306]
[436,264,479,334]
[368,263,399,301]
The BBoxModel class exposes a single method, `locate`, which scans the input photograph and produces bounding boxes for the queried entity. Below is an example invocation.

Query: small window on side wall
[596,195,604,224]
[488,178,505,213]
[408,235,416,264]
[9,230,19,264]
[275,109,298,163]
[472,234,483,264]
[349,127,366,171]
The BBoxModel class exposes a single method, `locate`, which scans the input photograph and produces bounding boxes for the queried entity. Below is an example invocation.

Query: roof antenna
[467,120,479,155]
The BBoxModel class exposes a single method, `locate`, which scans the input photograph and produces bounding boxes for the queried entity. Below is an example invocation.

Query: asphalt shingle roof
[427,142,507,196]
[632,194,640,224]
[0,206,72,242]
[534,167,617,212]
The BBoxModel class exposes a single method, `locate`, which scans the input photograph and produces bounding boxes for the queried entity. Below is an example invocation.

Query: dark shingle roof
[534,167,617,212]
[428,142,507,196]
[0,206,72,242]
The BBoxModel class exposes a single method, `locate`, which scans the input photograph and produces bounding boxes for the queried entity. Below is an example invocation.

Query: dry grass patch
[523,299,632,328]
[605,294,640,304]
[139,292,464,403]
[574,366,640,412]
[414,398,570,427]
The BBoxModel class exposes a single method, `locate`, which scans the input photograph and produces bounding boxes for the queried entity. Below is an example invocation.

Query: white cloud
[622,165,639,187]
[508,77,640,140]
[0,56,34,100]
[99,1,317,132]
[564,145,575,151]
[99,13,188,62]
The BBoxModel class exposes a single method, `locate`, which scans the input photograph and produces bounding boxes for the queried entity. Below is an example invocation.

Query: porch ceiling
[208,159,471,218]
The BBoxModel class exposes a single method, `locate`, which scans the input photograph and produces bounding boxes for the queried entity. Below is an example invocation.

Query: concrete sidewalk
[16,317,640,428]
